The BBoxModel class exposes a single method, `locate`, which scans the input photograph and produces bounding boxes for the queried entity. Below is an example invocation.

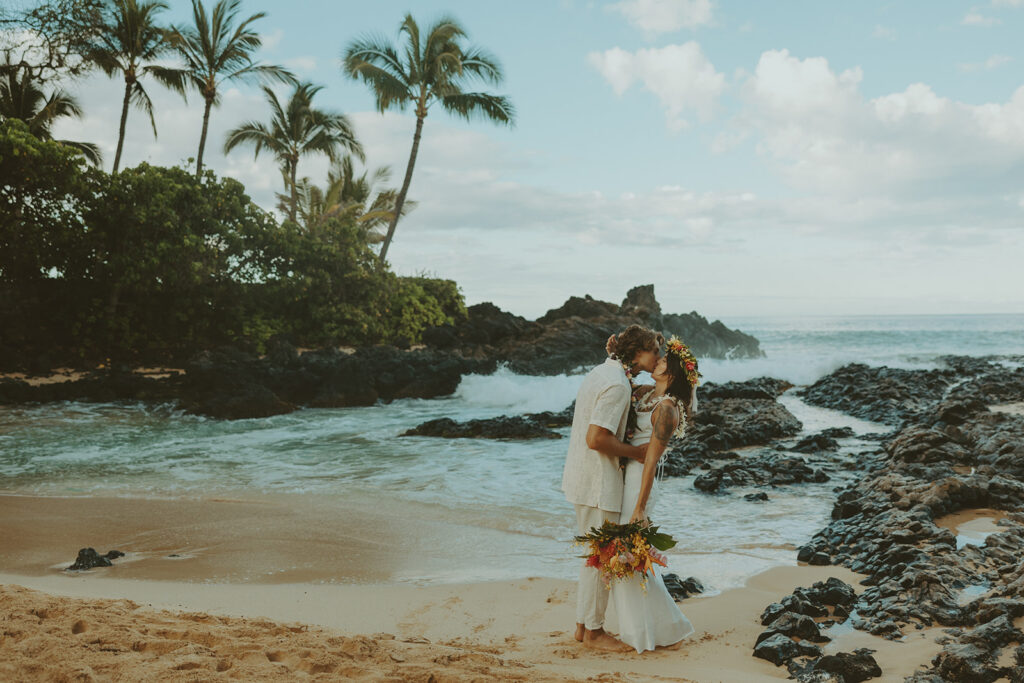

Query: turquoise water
[704,313,1024,384]
[1,313,1021,585]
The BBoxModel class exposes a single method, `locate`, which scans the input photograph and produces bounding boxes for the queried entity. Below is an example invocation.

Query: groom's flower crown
[666,336,701,386]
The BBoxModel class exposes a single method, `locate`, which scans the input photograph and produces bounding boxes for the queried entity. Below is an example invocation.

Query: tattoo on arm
[653,404,678,442]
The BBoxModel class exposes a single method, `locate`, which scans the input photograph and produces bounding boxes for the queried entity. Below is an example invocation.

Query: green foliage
[400,276,466,323]
[0,118,465,369]
[0,65,102,165]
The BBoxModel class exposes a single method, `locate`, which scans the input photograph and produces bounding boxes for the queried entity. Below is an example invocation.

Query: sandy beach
[0,494,944,681]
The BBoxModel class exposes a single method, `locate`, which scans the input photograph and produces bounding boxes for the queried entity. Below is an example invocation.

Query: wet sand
[0,494,944,681]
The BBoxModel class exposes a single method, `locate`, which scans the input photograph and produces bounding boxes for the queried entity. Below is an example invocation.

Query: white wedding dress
[605,395,695,653]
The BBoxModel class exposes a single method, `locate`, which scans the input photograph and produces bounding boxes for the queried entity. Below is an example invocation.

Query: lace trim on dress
[636,391,686,439]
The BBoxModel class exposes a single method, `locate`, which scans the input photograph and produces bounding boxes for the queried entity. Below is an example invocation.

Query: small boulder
[791,433,841,453]
[68,548,124,571]
[753,633,801,666]
[813,649,883,682]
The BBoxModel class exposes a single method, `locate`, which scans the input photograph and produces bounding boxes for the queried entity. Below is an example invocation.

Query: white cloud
[992,0,1024,6]
[609,0,713,35]
[737,50,1024,200]
[746,49,862,116]
[958,54,1012,72]
[872,25,897,41]
[283,56,318,73]
[261,29,284,50]
[588,42,725,130]
[962,10,1001,25]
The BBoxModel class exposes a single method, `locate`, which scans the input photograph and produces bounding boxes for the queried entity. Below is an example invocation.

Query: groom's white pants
[575,504,618,630]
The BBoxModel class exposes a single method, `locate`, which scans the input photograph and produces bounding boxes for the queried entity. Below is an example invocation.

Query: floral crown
[665,336,701,386]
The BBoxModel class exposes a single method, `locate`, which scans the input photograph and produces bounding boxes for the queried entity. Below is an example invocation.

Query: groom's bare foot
[582,628,631,652]
[574,623,585,642]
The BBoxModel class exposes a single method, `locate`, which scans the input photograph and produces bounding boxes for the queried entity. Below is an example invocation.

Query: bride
[605,335,697,653]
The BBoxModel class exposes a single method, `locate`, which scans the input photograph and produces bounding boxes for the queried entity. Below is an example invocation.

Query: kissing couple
[561,324,700,653]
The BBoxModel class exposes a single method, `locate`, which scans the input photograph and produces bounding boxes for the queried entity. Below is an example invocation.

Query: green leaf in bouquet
[648,531,677,551]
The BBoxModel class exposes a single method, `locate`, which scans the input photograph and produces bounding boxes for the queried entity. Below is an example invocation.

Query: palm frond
[129,80,158,135]
[350,64,411,113]
[440,91,515,125]
[424,16,466,60]
[223,119,275,157]
[459,47,504,85]
[59,139,104,166]
[343,36,406,78]
[144,64,189,96]
[224,62,295,86]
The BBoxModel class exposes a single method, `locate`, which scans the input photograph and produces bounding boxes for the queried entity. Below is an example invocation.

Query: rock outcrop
[0,285,763,418]
[0,345,496,420]
[423,285,764,375]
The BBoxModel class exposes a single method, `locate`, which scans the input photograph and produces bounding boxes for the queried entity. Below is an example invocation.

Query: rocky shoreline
[401,354,1024,681]
[735,356,1024,682]
[0,285,761,419]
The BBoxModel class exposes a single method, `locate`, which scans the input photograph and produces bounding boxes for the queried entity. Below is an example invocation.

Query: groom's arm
[586,382,646,462]
[586,425,647,462]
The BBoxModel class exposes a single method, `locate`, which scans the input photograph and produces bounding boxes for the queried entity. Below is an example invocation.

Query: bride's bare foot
[582,628,631,652]
[574,623,585,642]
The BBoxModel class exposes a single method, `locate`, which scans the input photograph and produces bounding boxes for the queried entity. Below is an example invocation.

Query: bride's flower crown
[666,336,701,386]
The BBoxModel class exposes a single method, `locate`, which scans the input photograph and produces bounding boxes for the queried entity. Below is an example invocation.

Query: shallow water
[2,313,1022,587]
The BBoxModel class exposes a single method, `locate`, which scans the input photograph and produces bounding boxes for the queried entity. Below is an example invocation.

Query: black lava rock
[812,649,883,682]
[68,548,124,571]
[402,416,562,440]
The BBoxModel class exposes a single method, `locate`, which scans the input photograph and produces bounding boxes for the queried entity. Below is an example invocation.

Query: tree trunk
[289,159,298,223]
[378,114,424,268]
[196,96,213,176]
[112,79,132,173]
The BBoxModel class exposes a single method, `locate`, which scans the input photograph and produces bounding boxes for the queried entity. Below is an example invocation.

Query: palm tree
[0,65,102,165]
[276,155,415,239]
[343,14,514,266]
[224,82,363,223]
[169,0,295,176]
[86,0,186,172]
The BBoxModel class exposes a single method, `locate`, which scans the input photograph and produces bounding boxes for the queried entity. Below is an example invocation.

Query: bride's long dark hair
[663,351,695,417]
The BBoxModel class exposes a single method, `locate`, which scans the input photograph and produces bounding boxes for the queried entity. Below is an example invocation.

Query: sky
[49,0,1024,320]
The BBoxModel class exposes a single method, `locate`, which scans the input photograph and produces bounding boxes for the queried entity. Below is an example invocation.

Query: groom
[562,324,663,651]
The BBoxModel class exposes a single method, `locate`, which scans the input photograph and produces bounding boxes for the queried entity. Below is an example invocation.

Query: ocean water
[1,314,1022,588]
[704,313,1024,385]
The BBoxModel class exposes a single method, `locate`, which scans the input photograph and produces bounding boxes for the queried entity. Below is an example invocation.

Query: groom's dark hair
[607,325,664,366]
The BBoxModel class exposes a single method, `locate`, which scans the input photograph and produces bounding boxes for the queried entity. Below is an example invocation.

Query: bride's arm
[629,400,680,524]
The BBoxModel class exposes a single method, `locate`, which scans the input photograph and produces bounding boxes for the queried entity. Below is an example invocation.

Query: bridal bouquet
[575,520,677,588]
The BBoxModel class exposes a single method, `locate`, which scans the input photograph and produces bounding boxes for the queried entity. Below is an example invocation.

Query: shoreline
[4,360,1022,678]
[0,492,942,681]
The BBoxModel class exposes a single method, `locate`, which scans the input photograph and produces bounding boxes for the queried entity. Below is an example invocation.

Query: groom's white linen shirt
[561,357,631,513]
